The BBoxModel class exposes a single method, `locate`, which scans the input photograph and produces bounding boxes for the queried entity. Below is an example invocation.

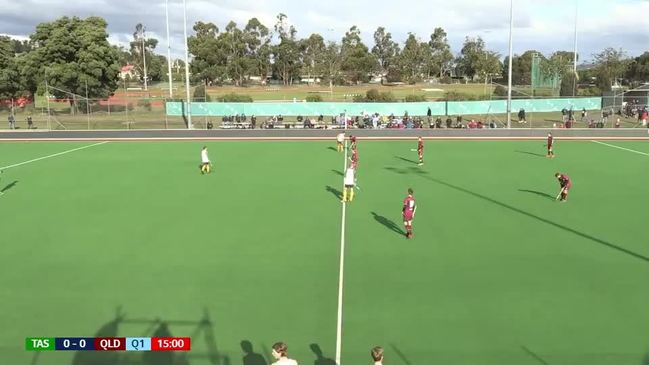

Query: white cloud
[0,0,646,62]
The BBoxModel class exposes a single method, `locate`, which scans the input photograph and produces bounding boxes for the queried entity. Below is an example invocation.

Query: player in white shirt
[200,146,211,174]
[271,342,298,365]
[371,346,384,365]
[342,164,356,202]
[336,132,345,152]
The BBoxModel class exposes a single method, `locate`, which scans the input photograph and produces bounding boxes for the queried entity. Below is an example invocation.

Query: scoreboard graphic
[26,337,191,352]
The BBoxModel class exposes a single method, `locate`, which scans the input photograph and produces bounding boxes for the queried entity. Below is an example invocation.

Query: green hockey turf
[0,139,647,365]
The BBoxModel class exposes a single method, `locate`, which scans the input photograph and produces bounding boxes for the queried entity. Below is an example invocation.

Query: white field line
[0,141,109,170]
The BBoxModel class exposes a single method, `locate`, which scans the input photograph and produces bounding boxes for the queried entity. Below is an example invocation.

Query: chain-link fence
[1,87,647,130]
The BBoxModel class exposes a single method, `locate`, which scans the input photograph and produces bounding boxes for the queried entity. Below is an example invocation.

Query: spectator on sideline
[271,342,298,365]
[518,108,526,124]
[371,346,384,365]
[8,114,15,129]
[27,116,33,129]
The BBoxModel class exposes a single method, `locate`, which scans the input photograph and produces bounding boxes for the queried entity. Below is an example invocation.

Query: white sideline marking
[591,140,649,157]
[335,135,349,365]
[2,136,649,142]
[0,141,109,170]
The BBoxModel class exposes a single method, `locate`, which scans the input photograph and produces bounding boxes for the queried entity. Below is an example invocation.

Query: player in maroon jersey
[555,172,572,202]
[402,188,417,238]
[350,147,358,169]
[547,133,555,158]
[417,137,424,165]
[350,135,357,150]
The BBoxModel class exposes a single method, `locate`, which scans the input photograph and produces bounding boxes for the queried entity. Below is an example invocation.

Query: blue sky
[0,0,647,62]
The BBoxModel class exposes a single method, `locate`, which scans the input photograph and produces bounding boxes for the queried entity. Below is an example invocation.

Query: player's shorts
[202,162,210,166]
[548,146,553,152]
[344,184,354,188]
[403,212,413,221]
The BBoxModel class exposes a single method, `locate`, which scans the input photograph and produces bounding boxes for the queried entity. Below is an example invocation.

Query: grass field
[1,139,648,365]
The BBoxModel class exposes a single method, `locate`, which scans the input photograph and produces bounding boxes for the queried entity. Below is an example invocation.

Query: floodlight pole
[165,0,173,98]
[572,0,578,97]
[142,27,148,91]
[183,0,193,129]
[506,0,514,129]
[85,79,90,130]
[45,80,51,130]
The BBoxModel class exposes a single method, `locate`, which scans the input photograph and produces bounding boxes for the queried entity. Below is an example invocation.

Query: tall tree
[340,26,376,83]
[399,33,427,83]
[272,14,302,85]
[221,21,247,86]
[25,16,120,103]
[371,27,400,77]
[129,24,165,84]
[0,36,22,98]
[456,36,485,79]
[626,52,649,83]
[319,41,343,89]
[301,33,326,84]
[188,21,227,84]
[592,47,629,91]
[11,39,32,54]
[244,18,272,83]
[456,36,501,81]
[428,27,453,78]
[541,51,577,95]
[502,50,542,85]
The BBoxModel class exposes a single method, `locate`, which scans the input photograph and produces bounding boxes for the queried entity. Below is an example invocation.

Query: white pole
[506,0,514,129]
[165,0,173,98]
[142,27,148,91]
[572,0,578,97]
[85,79,90,130]
[45,80,51,130]
[182,0,192,129]
[124,77,128,126]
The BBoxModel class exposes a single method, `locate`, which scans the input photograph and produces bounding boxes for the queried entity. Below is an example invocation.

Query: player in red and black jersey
[402,188,417,239]
[350,147,358,170]
[555,172,572,202]
[417,137,424,166]
[350,135,357,151]
[547,133,555,158]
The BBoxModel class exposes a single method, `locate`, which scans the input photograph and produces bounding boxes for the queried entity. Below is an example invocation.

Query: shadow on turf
[518,189,555,201]
[515,150,547,158]
[384,170,649,263]
[521,346,550,365]
[309,344,336,365]
[71,316,121,365]
[390,344,412,365]
[63,307,229,365]
[326,185,342,200]
[1,180,18,193]
[372,212,404,237]
[331,169,343,177]
[241,341,267,365]
[643,353,649,365]
[395,156,419,165]
[327,147,338,152]
[385,167,427,176]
